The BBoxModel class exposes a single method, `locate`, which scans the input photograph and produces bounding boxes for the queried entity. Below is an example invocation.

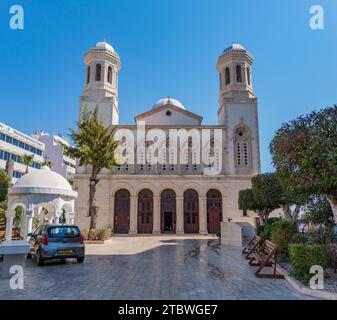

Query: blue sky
[0,0,336,172]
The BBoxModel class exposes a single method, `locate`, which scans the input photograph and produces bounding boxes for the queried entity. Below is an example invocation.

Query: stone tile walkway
[0,236,314,300]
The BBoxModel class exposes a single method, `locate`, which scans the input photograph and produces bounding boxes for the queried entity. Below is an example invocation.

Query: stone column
[129,196,138,235]
[54,211,63,225]
[242,64,247,85]
[5,211,15,241]
[152,196,161,235]
[66,212,75,225]
[176,196,184,235]
[222,196,228,221]
[110,196,115,230]
[199,196,208,235]
[24,210,34,240]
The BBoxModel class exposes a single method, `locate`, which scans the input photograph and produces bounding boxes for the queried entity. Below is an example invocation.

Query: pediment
[134,105,203,126]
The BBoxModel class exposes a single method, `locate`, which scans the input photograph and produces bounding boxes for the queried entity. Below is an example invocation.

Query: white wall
[138,107,201,126]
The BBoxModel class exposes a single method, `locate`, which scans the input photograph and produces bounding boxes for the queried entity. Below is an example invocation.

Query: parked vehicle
[27,224,85,266]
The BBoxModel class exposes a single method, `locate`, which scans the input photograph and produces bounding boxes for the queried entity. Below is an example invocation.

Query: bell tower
[79,41,121,127]
[216,44,260,175]
[217,43,254,101]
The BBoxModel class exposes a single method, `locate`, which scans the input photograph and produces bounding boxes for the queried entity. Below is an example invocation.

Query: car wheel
[36,251,44,266]
[77,256,85,263]
[61,258,66,264]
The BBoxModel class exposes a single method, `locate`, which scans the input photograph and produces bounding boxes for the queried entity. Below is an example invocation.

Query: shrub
[82,228,89,240]
[292,232,311,244]
[88,229,98,240]
[97,228,112,240]
[82,228,112,241]
[270,220,297,256]
[257,218,281,240]
[307,226,335,245]
[0,206,6,230]
[289,244,326,284]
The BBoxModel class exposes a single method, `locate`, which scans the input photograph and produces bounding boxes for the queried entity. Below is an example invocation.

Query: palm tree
[22,154,34,174]
[64,107,119,230]
[42,160,54,169]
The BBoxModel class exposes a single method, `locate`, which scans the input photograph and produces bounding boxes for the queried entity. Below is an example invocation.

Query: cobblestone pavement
[0,236,314,300]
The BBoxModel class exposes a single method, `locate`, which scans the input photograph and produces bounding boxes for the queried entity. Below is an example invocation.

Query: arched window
[86,66,91,84]
[234,127,251,168]
[246,66,251,86]
[95,63,101,81]
[236,65,242,83]
[225,67,230,85]
[107,66,112,84]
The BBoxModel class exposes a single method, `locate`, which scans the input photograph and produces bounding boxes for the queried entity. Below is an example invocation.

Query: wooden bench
[242,235,263,260]
[248,239,284,279]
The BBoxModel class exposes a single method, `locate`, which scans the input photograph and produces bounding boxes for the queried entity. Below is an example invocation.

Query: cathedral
[75,41,261,235]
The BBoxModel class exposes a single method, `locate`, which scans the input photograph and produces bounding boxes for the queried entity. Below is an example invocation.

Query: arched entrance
[184,189,199,234]
[161,189,176,233]
[114,189,130,234]
[138,189,153,234]
[207,189,222,234]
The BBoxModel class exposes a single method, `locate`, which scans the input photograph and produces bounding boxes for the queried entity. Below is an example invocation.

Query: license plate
[58,249,74,254]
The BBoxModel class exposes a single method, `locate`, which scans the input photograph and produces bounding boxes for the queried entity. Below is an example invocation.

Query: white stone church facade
[75,41,261,234]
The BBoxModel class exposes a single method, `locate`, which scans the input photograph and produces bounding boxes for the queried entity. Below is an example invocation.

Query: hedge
[289,244,326,284]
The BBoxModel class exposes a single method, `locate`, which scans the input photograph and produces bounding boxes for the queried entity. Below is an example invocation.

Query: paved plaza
[0,236,313,300]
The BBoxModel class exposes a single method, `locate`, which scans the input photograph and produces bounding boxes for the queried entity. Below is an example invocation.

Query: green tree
[251,173,281,224]
[0,169,10,202]
[270,106,337,222]
[0,169,10,230]
[64,107,119,230]
[42,160,54,169]
[302,195,334,228]
[238,189,260,216]
[238,173,281,225]
[301,195,335,245]
[267,172,307,223]
[22,154,34,173]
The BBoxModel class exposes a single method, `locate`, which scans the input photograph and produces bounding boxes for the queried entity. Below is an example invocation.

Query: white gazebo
[4,165,78,241]
[0,166,78,277]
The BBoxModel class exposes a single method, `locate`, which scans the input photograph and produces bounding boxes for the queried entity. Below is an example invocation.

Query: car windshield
[48,226,80,238]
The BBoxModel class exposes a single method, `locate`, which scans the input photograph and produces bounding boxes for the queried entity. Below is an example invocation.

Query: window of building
[236,65,242,83]
[95,63,101,81]
[225,67,230,85]
[0,150,40,168]
[0,133,43,156]
[234,127,251,168]
[107,66,112,84]
[86,66,91,84]
[247,66,251,86]
[13,171,23,179]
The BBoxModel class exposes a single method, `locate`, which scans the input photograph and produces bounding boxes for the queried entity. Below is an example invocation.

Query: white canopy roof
[9,166,77,198]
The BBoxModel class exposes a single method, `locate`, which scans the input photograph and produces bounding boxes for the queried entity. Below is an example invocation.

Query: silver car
[27,224,85,266]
